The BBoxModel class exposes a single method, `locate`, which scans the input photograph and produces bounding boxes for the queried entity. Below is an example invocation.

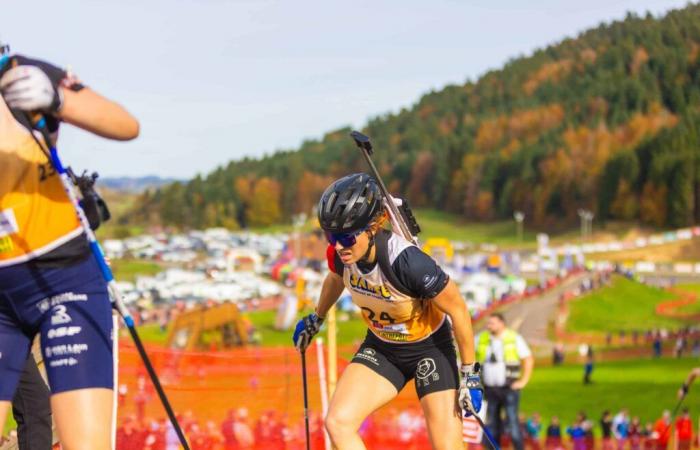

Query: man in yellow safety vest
[475,313,534,450]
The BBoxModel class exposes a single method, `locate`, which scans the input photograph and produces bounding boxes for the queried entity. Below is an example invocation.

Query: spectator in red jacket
[221,409,238,450]
[116,415,147,450]
[653,410,672,450]
[675,408,692,450]
[642,422,655,450]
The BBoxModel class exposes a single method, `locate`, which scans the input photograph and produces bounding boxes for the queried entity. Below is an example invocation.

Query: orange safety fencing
[115,339,434,449]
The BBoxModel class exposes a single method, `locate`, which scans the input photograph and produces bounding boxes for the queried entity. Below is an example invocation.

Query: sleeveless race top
[329,232,448,343]
[0,57,84,267]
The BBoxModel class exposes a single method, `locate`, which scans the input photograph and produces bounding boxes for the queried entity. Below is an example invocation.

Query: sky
[4,0,692,178]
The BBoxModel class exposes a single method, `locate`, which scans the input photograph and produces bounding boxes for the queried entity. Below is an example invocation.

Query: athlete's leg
[412,339,462,450]
[0,295,32,439]
[35,258,115,450]
[326,363,400,450]
[420,389,465,450]
[0,401,10,438]
[51,388,113,450]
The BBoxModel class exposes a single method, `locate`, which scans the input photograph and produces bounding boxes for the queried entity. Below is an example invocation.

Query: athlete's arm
[431,280,475,365]
[679,367,700,398]
[58,88,139,141]
[0,55,139,141]
[314,272,345,319]
[512,355,534,390]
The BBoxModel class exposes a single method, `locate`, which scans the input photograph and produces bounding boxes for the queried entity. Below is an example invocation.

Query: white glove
[0,65,63,113]
[459,363,484,417]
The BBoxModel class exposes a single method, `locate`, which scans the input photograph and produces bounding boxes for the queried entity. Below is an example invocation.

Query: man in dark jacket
[12,355,53,450]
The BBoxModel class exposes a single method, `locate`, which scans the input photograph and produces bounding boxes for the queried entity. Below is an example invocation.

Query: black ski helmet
[318,173,382,233]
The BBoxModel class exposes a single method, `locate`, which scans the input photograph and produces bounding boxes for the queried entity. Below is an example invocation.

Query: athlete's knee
[325,409,359,440]
[432,437,465,450]
[60,439,111,450]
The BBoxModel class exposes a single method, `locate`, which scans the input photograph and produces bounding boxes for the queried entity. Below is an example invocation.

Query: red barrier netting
[115,339,434,449]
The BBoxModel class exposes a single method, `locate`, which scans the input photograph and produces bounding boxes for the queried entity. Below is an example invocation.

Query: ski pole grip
[350,130,373,155]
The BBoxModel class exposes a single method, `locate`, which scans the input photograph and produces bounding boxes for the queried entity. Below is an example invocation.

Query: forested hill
[129,4,700,229]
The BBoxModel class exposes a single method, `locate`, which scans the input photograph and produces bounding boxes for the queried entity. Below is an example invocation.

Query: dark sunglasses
[325,229,365,247]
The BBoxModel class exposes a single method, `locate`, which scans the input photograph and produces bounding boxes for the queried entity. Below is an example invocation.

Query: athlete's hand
[292,313,323,352]
[459,363,483,417]
[0,65,63,113]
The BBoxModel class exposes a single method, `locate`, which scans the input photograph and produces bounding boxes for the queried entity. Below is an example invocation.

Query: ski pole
[466,404,501,450]
[301,349,311,450]
[25,113,191,450]
[672,394,685,419]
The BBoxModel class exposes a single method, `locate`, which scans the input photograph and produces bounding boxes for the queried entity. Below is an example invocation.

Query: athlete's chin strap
[359,230,376,264]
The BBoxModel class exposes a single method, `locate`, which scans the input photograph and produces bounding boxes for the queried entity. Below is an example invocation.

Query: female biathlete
[0,44,139,450]
[293,173,483,450]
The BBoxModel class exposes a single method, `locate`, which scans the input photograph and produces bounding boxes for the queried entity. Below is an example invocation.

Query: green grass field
[132,323,170,344]
[110,258,162,282]
[132,309,369,348]
[674,284,700,314]
[522,356,698,429]
[246,309,368,347]
[567,276,691,333]
[94,190,145,239]
[412,209,538,245]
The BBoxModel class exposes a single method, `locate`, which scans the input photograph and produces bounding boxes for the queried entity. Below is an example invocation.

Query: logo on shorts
[45,343,88,358]
[50,305,72,325]
[416,358,441,388]
[49,357,78,368]
[47,326,82,339]
[416,358,437,379]
[355,347,379,366]
[38,292,88,313]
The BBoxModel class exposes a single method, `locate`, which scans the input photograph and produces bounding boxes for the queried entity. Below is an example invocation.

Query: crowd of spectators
[115,406,434,449]
[114,404,695,450]
[520,408,692,450]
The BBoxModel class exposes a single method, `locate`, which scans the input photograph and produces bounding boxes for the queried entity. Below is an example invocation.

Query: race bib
[0,209,19,238]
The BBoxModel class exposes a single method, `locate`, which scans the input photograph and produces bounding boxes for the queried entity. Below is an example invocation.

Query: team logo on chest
[349,274,392,300]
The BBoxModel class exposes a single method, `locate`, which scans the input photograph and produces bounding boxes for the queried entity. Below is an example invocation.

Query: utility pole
[577,209,594,241]
[513,211,525,243]
[578,209,585,242]
[292,213,308,266]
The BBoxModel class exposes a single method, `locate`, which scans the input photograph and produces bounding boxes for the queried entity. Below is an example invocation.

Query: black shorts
[351,320,459,398]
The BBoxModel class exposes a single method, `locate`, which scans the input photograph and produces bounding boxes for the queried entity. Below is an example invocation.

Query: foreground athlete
[293,173,482,450]
[0,43,139,450]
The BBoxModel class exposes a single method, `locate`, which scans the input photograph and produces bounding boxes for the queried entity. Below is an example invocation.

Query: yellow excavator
[165,301,251,350]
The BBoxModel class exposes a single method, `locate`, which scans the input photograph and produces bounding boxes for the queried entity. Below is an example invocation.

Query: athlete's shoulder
[8,54,84,92]
[385,233,449,299]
